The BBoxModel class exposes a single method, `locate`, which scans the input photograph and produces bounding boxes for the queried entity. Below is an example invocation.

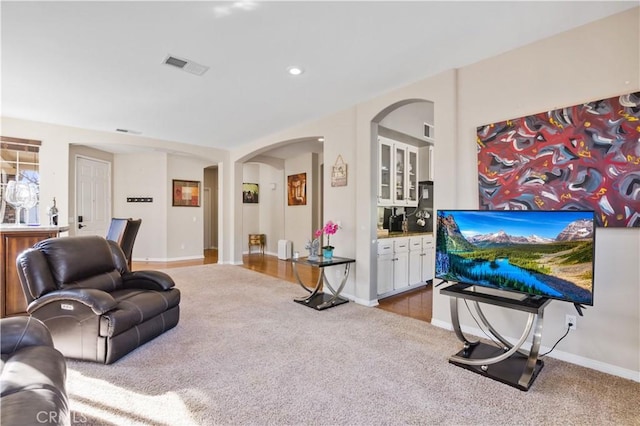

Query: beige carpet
[67,264,639,426]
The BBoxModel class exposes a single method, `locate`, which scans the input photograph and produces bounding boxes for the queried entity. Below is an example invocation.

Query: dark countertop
[377,231,433,239]
[0,224,70,233]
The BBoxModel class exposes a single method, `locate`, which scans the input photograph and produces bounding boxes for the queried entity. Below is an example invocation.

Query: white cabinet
[408,238,423,285]
[409,235,434,284]
[377,240,394,294]
[377,237,409,296]
[378,137,418,207]
[422,236,435,282]
[393,239,409,291]
[408,235,435,286]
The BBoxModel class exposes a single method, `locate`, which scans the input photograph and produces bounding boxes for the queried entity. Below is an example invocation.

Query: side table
[248,233,266,255]
[292,256,355,310]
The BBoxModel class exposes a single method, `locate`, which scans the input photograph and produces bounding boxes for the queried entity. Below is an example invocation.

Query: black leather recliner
[1,316,69,426]
[15,235,180,364]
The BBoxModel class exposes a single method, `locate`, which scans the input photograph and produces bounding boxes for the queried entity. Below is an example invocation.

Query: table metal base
[449,342,544,391]
[440,283,551,391]
[294,292,349,311]
[292,256,355,311]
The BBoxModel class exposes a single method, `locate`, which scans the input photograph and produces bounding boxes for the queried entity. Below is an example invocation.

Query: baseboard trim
[430,319,640,382]
[352,296,379,307]
[243,250,278,257]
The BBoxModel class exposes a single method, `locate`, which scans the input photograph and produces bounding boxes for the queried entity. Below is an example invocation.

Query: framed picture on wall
[243,183,259,203]
[331,154,347,187]
[287,173,307,206]
[172,179,200,207]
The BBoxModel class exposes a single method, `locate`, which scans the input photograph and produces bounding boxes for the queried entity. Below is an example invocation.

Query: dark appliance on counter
[383,207,405,232]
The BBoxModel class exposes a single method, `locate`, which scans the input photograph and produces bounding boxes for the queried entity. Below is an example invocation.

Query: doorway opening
[238,137,324,280]
[371,99,435,322]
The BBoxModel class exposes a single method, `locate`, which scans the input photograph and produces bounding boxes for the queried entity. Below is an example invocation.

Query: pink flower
[323,220,339,235]
[316,220,340,249]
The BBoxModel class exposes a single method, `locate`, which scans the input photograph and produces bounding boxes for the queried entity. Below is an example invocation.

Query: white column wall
[448,7,640,378]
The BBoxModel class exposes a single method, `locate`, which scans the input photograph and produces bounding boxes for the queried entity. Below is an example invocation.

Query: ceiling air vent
[162,54,209,76]
[115,128,141,135]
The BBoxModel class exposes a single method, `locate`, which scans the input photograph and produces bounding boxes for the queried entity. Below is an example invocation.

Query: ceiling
[2,1,637,153]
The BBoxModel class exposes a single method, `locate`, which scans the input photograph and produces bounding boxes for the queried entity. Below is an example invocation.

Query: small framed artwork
[243,183,259,203]
[287,172,307,206]
[331,154,347,187]
[172,179,200,207]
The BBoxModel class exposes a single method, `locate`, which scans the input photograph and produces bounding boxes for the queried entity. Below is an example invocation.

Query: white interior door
[76,156,111,236]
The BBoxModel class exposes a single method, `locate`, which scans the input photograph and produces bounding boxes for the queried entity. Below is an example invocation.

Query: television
[435,210,595,306]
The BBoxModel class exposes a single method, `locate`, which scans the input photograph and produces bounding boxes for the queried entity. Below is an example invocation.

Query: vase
[322,247,334,259]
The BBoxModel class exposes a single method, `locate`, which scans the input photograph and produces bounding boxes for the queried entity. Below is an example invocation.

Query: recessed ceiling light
[287,66,304,76]
[317,137,324,142]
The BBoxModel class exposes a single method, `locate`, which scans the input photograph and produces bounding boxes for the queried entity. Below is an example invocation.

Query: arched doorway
[237,137,324,277]
[371,99,435,322]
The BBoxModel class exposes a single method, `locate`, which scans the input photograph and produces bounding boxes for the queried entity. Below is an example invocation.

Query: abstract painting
[477,92,640,227]
[172,179,200,207]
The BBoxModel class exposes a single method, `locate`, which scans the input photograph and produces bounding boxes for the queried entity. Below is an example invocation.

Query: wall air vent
[162,54,209,76]
[423,122,434,140]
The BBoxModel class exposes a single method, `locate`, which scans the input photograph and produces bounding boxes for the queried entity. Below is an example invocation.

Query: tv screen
[435,210,595,306]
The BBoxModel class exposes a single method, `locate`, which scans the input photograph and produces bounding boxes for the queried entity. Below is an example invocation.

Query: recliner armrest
[0,317,54,354]
[28,288,118,315]
[122,270,175,291]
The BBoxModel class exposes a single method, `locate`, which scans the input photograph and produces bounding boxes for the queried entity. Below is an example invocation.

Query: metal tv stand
[440,283,552,391]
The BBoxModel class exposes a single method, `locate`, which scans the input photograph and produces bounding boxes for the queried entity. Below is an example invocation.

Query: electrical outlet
[565,314,577,330]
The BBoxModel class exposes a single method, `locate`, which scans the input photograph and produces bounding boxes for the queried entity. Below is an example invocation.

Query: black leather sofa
[16,235,180,364]
[1,316,69,426]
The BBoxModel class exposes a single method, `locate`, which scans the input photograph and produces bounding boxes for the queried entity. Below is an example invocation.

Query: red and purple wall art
[477,92,640,227]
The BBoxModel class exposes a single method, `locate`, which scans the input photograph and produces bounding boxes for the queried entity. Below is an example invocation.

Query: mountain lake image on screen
[435,210,595,306]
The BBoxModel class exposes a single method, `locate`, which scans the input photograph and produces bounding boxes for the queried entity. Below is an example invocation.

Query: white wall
[167,154,208,260]
[284,153,316,253]
[229,8,639,380]
[242,163,261,252]
[258,164,285,255]
[379,101,434,140]
[443,7,640,379]
[0,117,225,262]
[113,152,168,260]
[241,162,287,255]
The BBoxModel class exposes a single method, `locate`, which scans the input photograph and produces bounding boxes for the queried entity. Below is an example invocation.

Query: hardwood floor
[133,250,433,322]
[377,284,433,323]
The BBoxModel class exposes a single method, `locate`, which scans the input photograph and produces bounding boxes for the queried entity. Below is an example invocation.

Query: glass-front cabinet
[395,145,405,203]
[378,136,418,207]
[407,147,418,205]
[378,140,392,205]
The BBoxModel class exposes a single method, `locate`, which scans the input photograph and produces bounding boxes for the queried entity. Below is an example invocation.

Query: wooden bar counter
[0,225,69,317]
